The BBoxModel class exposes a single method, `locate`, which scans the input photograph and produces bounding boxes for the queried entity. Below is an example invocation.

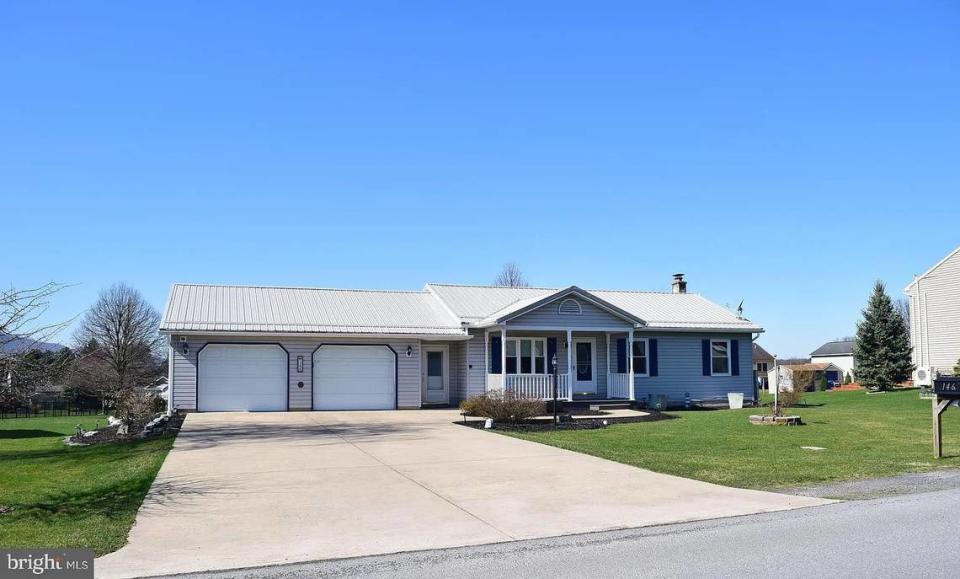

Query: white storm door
[573,338,596,394]
[422,346,449,405]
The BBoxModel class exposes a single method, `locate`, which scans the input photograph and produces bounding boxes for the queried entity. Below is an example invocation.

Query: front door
[422,346,449,405]
[573,338,596,394]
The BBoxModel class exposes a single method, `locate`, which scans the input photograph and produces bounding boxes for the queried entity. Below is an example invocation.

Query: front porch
[483,327,638,402]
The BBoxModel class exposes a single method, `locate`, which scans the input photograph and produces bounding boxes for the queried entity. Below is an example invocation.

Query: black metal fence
[0,394,104,419]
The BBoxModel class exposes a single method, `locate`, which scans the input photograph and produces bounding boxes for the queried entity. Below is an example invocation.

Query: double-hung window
[632,339,648,376]
[505,338,547,374]
[711,340,731,376]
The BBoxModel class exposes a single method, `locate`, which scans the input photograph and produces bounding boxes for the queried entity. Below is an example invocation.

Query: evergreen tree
[854,281,913,390]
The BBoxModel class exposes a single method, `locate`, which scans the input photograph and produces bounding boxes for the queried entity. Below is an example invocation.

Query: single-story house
[753,343,775,391]
[160,274,763,412]
[905,245,960,379]
[768,362,843,392]
[810,340,855,383]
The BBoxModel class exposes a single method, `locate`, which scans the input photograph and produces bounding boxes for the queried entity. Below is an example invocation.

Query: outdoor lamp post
[552,353,559,425]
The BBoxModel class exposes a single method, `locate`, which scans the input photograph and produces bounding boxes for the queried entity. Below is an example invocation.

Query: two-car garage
[196,343,396,412]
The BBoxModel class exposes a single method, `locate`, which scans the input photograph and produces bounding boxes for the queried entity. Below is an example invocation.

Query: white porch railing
[486,374,571,400]
[607,373,630,399]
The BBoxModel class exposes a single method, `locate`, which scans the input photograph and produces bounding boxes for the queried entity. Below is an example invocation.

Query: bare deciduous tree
[773,367,814,415]
[1,283,70,350]
[71,283,164,403]
[494,262,529,288]
[1,283,72,409]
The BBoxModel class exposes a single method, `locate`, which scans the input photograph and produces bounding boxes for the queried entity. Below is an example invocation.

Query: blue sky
[2,1,958,357]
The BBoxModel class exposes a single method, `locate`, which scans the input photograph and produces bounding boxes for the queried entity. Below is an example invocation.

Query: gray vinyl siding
[466,329,487,399]
[449,340,466,404]
[507,297,632,330]
[908,249,960,375]
[169,334,423,410]
[606,332,755,403]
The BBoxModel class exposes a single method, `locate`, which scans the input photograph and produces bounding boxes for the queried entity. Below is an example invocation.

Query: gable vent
[558,298,582,315]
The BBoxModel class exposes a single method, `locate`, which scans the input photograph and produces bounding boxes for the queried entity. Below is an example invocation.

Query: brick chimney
[672,273,687,294]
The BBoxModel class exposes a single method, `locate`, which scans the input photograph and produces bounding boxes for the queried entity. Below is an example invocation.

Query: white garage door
[313,346,395,410]
[198,344,287,411]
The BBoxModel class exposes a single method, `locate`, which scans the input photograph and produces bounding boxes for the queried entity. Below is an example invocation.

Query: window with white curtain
[504,338,547,374]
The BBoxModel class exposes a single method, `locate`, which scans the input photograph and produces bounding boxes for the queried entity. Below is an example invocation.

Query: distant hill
[0,332,65,355]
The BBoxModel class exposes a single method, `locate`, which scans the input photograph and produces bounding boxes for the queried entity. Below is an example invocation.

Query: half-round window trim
[558,298,582,315]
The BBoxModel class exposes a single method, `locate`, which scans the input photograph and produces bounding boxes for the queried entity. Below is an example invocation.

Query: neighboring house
[160,274,763,412]
[905,245,960,377]
[145,378,169,401]
[810,340,856,383]
[753,343,775,391]
[770,362,843,392]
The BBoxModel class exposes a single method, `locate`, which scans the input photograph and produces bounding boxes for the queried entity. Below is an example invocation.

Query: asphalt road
[165,486,960,579]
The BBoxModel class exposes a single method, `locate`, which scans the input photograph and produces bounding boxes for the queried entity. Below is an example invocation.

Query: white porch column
[566,329,574,400]
[628,329,635,401]
[605,332,611,379]
[501,326,507,392]
[484,329,490,391]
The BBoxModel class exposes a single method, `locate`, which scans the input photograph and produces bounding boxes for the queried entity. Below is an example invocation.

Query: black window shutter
[649,339,658,377]
[702,339,711,376]
[616,338,627,373]
[490,336,502,374]
[731,339,740,376]
[546,337,557,372]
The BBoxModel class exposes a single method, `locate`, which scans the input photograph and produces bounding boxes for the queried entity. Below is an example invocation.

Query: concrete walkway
[96,410,831,578]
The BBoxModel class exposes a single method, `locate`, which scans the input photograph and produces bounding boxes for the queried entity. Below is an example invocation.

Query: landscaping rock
[142,414,169,436]
[749,415,803,426]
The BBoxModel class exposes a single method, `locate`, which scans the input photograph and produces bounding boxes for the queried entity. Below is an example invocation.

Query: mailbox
[934,376,960,398]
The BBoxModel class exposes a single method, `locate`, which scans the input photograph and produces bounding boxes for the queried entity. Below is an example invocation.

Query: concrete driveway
[96,411,830,578]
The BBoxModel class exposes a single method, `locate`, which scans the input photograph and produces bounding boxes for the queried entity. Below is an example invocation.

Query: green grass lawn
[509,389,960,489]
[0,415,175,555]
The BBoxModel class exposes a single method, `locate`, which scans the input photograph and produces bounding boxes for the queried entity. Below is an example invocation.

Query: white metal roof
[426,283,762,332]
[590,290,762,331]
[161,284,465,336]
[475,286,646,327]
[425,284,555,320]
[162,281,762,336]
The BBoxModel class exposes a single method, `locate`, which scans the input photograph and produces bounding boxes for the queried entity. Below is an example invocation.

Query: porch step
[564,400,634,411]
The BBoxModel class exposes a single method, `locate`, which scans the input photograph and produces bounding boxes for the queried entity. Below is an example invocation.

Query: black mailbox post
[932,377,960,458]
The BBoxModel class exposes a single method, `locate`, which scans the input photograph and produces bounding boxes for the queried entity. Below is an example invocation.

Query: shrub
[844,372,853,385]
[115,390,164,433]
[776,386,805,410]
[460,391,546,423]
[954,358,960,376]
[816,375,828,392]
